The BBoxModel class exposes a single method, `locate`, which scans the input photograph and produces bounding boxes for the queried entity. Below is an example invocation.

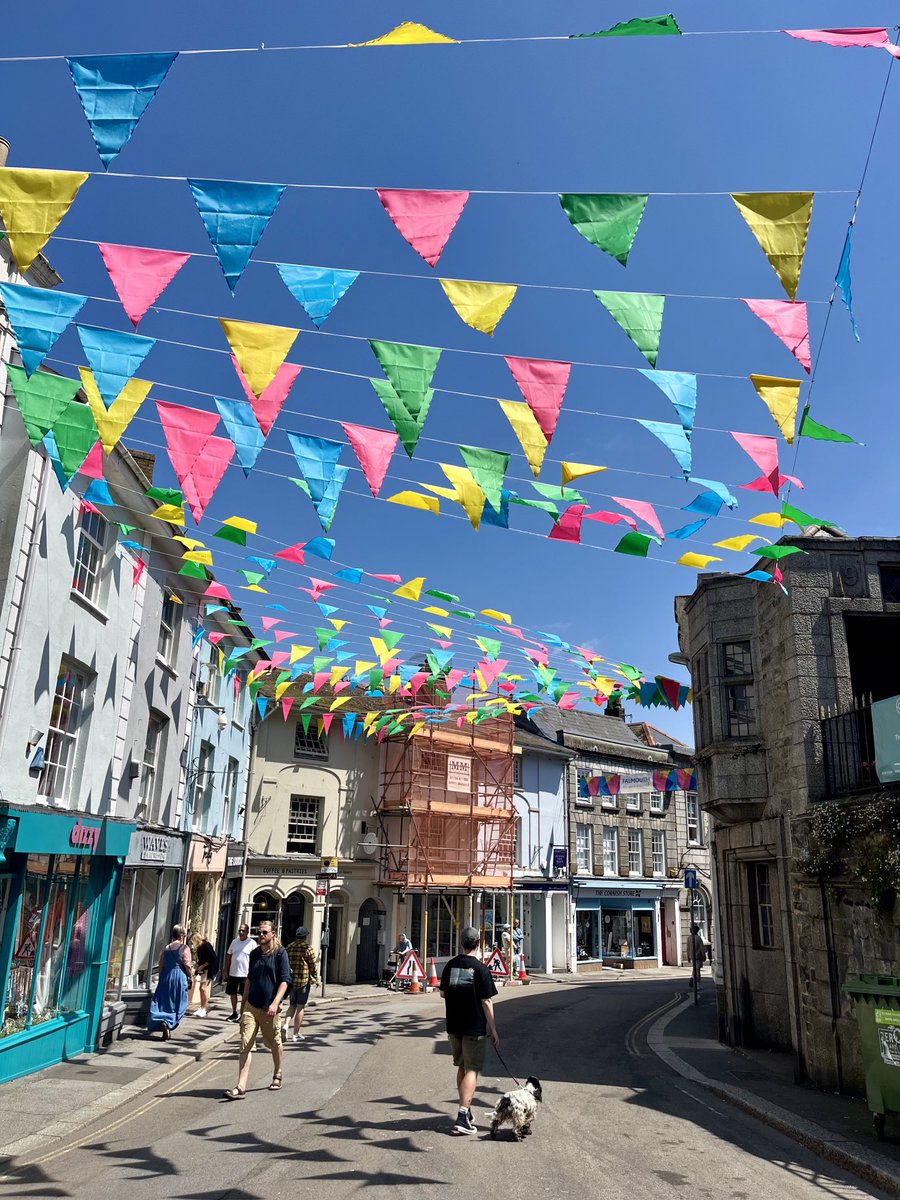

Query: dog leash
[493,1046,521,1088]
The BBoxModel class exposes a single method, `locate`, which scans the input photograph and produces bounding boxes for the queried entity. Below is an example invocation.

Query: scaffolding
[374,713,517,892]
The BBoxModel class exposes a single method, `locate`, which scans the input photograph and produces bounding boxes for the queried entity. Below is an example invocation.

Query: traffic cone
[427,957,440,990]
[518,956,529,985]
[409,966,421,994]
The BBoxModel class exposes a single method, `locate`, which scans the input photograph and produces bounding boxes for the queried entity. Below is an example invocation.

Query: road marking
[625,992,684,1057]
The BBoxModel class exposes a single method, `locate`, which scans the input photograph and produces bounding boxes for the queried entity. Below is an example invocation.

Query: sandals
[268,1072,283,1091]
[223,1087,246,1101]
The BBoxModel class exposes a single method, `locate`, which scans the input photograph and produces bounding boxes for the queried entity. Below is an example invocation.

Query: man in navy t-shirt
[439,926,499,1135]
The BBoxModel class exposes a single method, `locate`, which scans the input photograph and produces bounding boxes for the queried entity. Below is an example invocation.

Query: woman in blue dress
[148,924,193,1040]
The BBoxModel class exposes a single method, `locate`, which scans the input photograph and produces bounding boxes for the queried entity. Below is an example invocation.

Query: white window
[628,828,643,875]
[575,823,592,874]
[575,768,594,806]
[287,795,321,854]
[602,826,619,876]
[204,644,222,708]
[626,791,642,812]
[224,756,240,834]
[139,712,166,819]
[651,829,667,876]
[39,661,90,804]
[650,790,665,813]
[601,790,619,811]
[686,792,702,844]
[193,740,214,831]
[158,592,179,664]
[71,507,107,605]
[294,722,328,760]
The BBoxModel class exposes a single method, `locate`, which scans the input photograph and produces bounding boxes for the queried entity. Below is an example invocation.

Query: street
[0,978,890,1200]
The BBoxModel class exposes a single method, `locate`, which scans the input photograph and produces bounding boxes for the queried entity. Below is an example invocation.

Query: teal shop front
[0,804,135,1083]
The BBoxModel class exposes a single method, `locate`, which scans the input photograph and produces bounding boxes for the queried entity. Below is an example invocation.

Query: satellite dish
[359,831,379,856]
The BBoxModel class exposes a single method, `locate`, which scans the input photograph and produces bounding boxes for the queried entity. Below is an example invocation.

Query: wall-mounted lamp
[196,695,228,731]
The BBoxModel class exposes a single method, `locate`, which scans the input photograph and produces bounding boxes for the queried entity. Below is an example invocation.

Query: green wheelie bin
[842,973,900,1140]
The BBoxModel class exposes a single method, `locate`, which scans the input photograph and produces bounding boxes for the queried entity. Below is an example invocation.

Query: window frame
[71,507,108,607]
[627,827,643,876]
[39,661,90,804]
[157,591,180,666]
[512,756,522,787]
[686,791,702,845]
[286,795,322,855]
[602,825,619,876]
[224,756,240,835]
[747,861,777,949]
[649,790,665,814]
[575,823,593,874]
[625,791,642,813]
[139,711,166,819]
[193,739,215,832]
[651,829,667,877]
[721,639,756,738]
[293,723,329,761]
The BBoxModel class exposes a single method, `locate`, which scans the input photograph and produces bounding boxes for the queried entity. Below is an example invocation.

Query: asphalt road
[0,978,890,1200]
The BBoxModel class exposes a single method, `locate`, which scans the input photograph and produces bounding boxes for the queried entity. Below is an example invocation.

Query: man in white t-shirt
[223,923,257,1021]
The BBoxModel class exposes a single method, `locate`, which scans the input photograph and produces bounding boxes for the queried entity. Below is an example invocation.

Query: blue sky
[2,3,898,744]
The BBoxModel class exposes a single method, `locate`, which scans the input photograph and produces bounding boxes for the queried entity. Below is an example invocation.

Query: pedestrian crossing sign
[395,949,425,980]
[484,949,509,977]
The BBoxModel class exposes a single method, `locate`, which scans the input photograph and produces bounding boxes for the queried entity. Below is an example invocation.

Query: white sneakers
[291,1032,306,1042]
[194,1008,207,1018]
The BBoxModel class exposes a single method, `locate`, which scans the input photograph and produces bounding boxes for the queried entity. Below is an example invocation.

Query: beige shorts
[448,1034,487,1073]
[240,1004,283,1054]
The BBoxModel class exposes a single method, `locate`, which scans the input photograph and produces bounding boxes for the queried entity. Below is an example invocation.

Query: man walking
[285,925,319,1042]
[439,926,499,1135]
[223,920,290,1100]
[223,923,256,1022]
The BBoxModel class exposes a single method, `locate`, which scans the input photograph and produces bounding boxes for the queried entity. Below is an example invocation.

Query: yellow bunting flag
[242,584,267,593]
[439,463,486,529]
[362,711,378,731]
[275,681,292,701]
[731,193,814,301]
[0,167,89,271]
[438,279,517,336]
[497,399,549,477]
[409,721,426,738]
[152,503,184,523]
[78,367,151,455]
[427,623,452,638]
[355,661,376,676]
[394,576,425,601]
[219,318,299,398]
[328,619,348,631]
[749,374,803,444]
[289,645,314,663]
[370,638,392,665]
[173,536,204,550]
[330,667,349,685]
[422,605,449,616]
[351,22,458,46]
[713,534,771,552]
[329,696,352,712]
[387,675,402,694]
[223,515,257,534]
[748,512,790,528]
[481,609,511,624]
[677,552,723,569]
[182,550,213,565]
[386,491,440,514]
[561,462,607,485]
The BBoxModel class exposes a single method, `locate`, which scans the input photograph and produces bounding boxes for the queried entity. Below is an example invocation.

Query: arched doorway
[251,890,279,936]
[281,891,307,943]
[355,898,383,982]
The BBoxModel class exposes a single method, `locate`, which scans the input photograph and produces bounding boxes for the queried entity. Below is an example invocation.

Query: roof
[527,707,647,752]
[514,728,576,759]
[627,722,693,756]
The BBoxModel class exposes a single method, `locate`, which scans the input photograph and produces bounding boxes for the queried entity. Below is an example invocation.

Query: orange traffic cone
[408,967,421,994]
[518,956,529,984]
[427,957,440,990]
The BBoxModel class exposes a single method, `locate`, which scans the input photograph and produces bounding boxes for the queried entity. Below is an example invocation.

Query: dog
[489,1076,543,1140]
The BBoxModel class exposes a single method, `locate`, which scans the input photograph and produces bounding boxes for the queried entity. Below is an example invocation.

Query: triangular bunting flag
[593,290,665,366]
[0,281,87,376]
[572,15,682,38]
[561,462,606,485]
[558,194,649,265]
[394,577,425,601]
[220,319,299,399]
[749,374,802,444]
[438,279,517,335]
[49,398,100,479]
[612,496,665,539]
[97,242,190,328]
[731,431,780,493]
[352,23,458,47]
[835,224,860,341]
[189,179,285,291]
[731,193,814,301]
[503,356,571,441]
[215,396,265,476]
[677,552,722,569]
[784,29,900,57]
[637,369,696,434]
[276,263,360,327]
[66,53,178,167]
[79,367,151,454]
[458,445,509,511]
[230,354,301,437]
[548,504,586,544]
[340,422,398,496]
[798,411,858,444]
[6,365,82,446]
[286,432,343,505]
[375,189,469,267]
[0,167,89,271]
[497,399,548,477]
[370,377,435,457]
[156,400,220,488]
[369,339,442,408]
[742,299,811,373]
[386,491,440,514]
[636,419,692,477]
[183,436,233,524]
[76,324,156,408]
[436,465,486,529]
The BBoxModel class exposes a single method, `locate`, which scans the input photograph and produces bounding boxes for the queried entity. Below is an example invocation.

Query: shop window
[649,790,665,813]
[425,894,462,959]
[192,740,215,832]
[157,591,180,665]
[747,861,777,949]
[627,828,643,875]
[635,910,656,958]
[575,823,593,874]
[223,756,240,835]
[603,908,632,957]
[251,890,280,936]
[602,826,619,876]
[39,660,91,805]
[721,640,756,737]
[686,792,702,844]
[576,909,600,960]
[651,829,667,876]
[294,723,328,760]
[139,711,167,821]
[287,795,321,854]
[71,507,108,606]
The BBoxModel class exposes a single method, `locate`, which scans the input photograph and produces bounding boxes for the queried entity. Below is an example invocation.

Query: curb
[646,997,900,1197]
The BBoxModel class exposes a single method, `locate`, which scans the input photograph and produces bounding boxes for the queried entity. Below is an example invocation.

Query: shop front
[0,804,135,1083]
[216,840,245,960]
[106,828,187,1021]
[183,836,227,943]
[573,882,664,971]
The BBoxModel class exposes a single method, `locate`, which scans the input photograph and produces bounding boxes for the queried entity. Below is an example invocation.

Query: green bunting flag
[51,399,100,478]
[6,366,82,447]
[426,589,459,603]
[370,377,435,457]
[593,290,665,366]
[559,194,649,265]
[459,445,510,511]
[369,339,442,409]
[178,561,208,579]
[781,503,841,533]
[798,411,859,444]
[572,15,682,38]
[614,531,659,557]
[755,545,806,561]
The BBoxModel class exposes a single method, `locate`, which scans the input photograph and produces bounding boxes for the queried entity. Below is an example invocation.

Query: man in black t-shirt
[223,920,291,1100]
[439,926,499,1135]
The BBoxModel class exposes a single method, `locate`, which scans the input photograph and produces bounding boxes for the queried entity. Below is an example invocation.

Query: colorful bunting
[612,496,665,539]
[593,290,665,366]
[375,189,469,266]
[731,431,779,494]
[784,29,900,58]
[48,397,100,479]
[79,367,151,455]
[714,534,771,552]
[749,374,803,444]
[97,243,190,328]
[0,281,87,376]
[439,279,517,335]
[220,319,299,399]
[436,465,486,529]
[189,179,285,291]
[215,396,265,475]
[548,504,586,544]
[636,419,692,477]
[677,552,722,569]
[459,446,509,512]
[835,224,860,341]
[0,166,89,271]
[369,339,442,408]
[66,53,178,167]
[183,436,233,523]
[615,531,658,557]
[75,324,156,408]
[371,377,435,458]
[276,263,360,327]
[6,366,82,446]
[504,356,570,442]
[352,23,458,47]
[340,422,398,496]
[561,462,606,485]
[798,410,858,444]
[231,355,300,438]
[742,299,811,373]
[572,15,682,38]
[497,399,549,477]
[731,192,813,301]
[287,433,348,530]
[558,194,648,265]
[637,369,697,434]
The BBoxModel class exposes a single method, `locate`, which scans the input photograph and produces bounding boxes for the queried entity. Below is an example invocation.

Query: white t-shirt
[227,936,257,977]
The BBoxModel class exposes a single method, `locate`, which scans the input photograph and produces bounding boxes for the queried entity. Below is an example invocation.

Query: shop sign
[70,819,100,852]
[319,856,338,875]
[582,887,660,899]
[552,848,568,870]
[446,755,472,792]
[618,771,656,794]
[140,834,170,863]
[126,829,184,868]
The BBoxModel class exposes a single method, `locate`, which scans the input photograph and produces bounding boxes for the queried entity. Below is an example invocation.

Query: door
[281,891,306,943]
[355,898,381,982]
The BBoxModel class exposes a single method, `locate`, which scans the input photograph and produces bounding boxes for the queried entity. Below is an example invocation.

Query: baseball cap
[461,926,481,947]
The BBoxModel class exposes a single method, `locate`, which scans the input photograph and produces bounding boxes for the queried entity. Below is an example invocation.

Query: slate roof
[627,722,694,757]
[514,728,577,758]
[527,707,646,751]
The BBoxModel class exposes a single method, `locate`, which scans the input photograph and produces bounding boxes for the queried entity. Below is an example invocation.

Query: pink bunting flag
[506,626,525,640]
[653,770,671,793]
[207,632,226,645]
[275,543,306,565]
[313,671,330,694]
[375,189,470,267]
[80,500,101,516]
[584,510,639,531]
[80,441,104,479]
[477,658,508,689]
[205,582,231,600]
[232,355,302,437]
[310,577,336,594]
[270,651,290,667]
[504,356,571,442]
[741,472,803,493]
[548,503,586,543]
[132,557,147,587]
[444,668,468,691]
[261,617,282,632]
[333,680,350,695]
[156,400,219,485]
[742,299,811,374]
[433,639,453,649]
[321,713,334,736]
[659,678,682,709]
[272,629,298,643]
[409,671,429,695]
[784,28,900,58]
[98,243,191,328]
[340,422,399,497]
[557,692,580,710]
[369,573,403,584]
[731,432,780,495]
[281,697,294,720]
[182,434,232,523]
[611,496,664,539]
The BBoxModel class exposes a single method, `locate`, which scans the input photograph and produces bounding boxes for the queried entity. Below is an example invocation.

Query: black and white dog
[489,1077,543,1140]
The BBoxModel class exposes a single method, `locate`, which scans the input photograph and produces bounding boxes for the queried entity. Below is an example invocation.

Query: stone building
[675,534,900,1093]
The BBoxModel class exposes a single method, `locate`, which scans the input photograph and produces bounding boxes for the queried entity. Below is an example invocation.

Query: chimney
[605,695,625,720]
[0,138,9,168]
